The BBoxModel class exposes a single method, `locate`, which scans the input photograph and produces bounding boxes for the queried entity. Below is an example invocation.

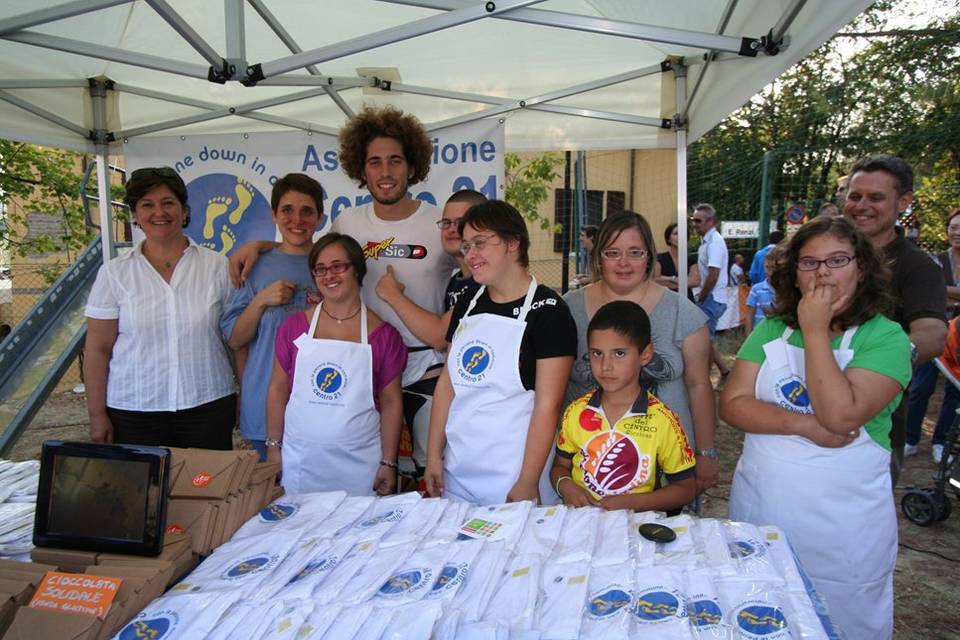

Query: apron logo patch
[378,568,432,596]
[587,587,632,618]
[690,599,723,627]
[735,604,788,637]
[581,432,648,495]
[118,612,177,640]
[774,376,811,413]
[312,363,347,400]
[456,341,495,383]
[259,502,299,522]
[222,554,278,580]
[633,588,685,622]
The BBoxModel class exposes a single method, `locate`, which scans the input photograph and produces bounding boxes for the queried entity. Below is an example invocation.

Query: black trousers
[108,394,236,450]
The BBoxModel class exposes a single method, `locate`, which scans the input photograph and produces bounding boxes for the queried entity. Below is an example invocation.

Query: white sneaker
[932,444,944,464]
[904,443,919,457]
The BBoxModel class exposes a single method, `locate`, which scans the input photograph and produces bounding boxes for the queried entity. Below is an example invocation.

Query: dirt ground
[9,355,960,639]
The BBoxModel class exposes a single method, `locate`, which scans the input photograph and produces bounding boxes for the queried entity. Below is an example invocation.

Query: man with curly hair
[331,105,458,478]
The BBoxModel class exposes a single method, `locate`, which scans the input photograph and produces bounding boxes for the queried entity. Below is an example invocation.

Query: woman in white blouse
[85,167,236,449]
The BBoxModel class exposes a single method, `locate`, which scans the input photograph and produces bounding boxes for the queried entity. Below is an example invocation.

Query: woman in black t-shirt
[424,201,577,505]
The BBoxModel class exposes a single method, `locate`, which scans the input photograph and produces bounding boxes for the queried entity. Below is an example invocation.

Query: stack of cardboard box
[164,448,280,556]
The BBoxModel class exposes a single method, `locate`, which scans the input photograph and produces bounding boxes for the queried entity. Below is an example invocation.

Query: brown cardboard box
[0,582,32,607]
[0,593,19,638]
[168,449,246,500]
[29,549,99,574]
[250,461,281,485]
[93,561,173,598]
[269,484,285,502]
[165,499,216,555]
[0,562,57,579]
[234,451,259,490]
[2,606,102,640]
[84,565,164,625]
[97,532,190,567]
[209,501,229,551]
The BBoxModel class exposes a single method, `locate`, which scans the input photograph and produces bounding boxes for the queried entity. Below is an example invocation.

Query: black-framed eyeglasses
[312,262,352,277]
[130,167,180,181]
[600,248,649,261]
[435,219,460,230]
[796,255,856,271]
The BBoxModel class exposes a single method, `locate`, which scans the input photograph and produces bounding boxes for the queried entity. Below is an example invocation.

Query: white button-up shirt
[85,239,235,411]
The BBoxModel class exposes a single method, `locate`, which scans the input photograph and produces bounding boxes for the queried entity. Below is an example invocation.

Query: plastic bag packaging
[338,542,416,605]
[167,528,300,597]
[629,511,659,567]
[455,540,512,622]
[259,599,315,640]
[246,533,331,601]
[425,499,473,546]
[373,542,453,607]
[273,537,356,601]
[722,521,784,584]
[654,514,698,569]
[350,609,394,640]
[202,601,257,640]
[342,492,422,544]
[311,539,381,604]
[317,603,374,640]
[425,538,486,602]
[433,609,463,640]
[482,553,543,632]
[457,501,533,547]
[784,590,830,640]
[219,600,287,640]
[112,592,237,640]
[683,568,732,639]
[536,559,590,640]
[289,603,343,640]
[232,491,347,540]
[454,620,511,640]
[758,526,806,592]
[631,566,694,639]
[578,562,635,640]
[593,508,630,567]
[694,518,737,576]
[515,505,567,558]
[715,577,793,640]
[549,506,599,564]
[379,600,444,640]
[380,497,447,548]
[312,495,376,538]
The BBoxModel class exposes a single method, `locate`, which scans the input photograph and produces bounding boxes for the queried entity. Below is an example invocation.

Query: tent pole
[674,61,689,297]
[90,79,115,264]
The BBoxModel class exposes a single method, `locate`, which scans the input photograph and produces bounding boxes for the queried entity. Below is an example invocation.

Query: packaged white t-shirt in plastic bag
[593,508,630,567]
[202,601,255,640]
[457,501,533,547]
[455,540,512,623]
[631,566,694,639]
[758,526,807,592]
[112,592,237,640]
[317,602,374,640]
[550,506,599,564]
[722,521,784,584]
[350,610,394,640]
[312,539,381,604]
[693,518,737,576]
[342,492,422,543]
[654,514,698,569]
[218,600,287,640]
[715,578,793,640]
[259,599,315,640]
[246,534,331,601]
[482,553,542,632]
[231,491,347,540]
[313,495,377,538]
[424,538,486,603]
[579,562,634,640]
[425,499,473,546]
[536,559,590,640]
[629,511,659,567]
[379,600,444,640]
[373,542,453,607]
[338,542,416,605]
[783,589,829,640]
[515,505,567,558]
[289,603,343,640]
[683,568,731,639]
[453,620,511,640]
[380,497,447,548]
[273,537,356,601]
[168,528,300,597]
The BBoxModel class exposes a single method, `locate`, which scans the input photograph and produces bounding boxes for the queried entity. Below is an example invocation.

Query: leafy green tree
[504,151,563,230]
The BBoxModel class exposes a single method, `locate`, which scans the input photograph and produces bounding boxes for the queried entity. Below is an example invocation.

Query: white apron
[729,326,896,640]
[282,302,381,496]
[443,278,558,505]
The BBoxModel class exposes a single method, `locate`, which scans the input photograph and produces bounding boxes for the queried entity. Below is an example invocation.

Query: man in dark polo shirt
[844,154,947,484]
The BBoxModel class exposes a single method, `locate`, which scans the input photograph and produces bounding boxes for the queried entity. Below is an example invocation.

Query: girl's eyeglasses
[312,262,351,277]
[796,255,855,271]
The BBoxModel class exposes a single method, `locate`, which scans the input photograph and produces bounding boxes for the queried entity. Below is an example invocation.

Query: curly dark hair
[338,105,433,188]
[768,216,893,330]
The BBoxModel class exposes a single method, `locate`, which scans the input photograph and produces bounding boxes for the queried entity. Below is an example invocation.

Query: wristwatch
[265,438,282,449]
[696,448,719,460]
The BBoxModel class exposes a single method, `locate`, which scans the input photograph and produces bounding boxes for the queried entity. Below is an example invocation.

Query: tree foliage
[688,0,960,248]
[504,151,563,231]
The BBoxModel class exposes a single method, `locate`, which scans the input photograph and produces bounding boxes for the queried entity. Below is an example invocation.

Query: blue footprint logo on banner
[185,173,274,255]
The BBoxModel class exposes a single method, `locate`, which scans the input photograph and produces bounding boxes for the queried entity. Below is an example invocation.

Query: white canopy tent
[0,0,869,272]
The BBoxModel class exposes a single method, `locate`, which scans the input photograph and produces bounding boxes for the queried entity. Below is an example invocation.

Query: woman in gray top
[563,211,719,492]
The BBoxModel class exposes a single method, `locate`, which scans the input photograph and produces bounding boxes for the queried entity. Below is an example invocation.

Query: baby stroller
[901,357,960,526]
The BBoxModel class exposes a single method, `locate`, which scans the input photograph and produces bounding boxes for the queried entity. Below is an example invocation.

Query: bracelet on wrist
[379,459,398,469]
[696,448,719,460]
[265,438,282,449]
[555,475,572,496]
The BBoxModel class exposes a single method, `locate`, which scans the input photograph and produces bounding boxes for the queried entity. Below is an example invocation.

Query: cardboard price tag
[28,571,122,618]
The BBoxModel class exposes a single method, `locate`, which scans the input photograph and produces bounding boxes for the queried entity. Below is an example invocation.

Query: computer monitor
[33,441,170,556]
